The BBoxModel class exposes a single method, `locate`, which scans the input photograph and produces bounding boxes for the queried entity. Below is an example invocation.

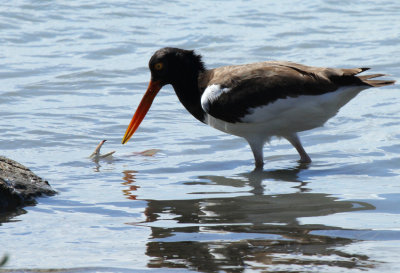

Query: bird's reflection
[121,170,139,200]
[203,162,311,196]
[121,165,376,272]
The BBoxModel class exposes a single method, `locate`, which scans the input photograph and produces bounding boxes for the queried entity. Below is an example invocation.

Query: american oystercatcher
[122,47,395,169]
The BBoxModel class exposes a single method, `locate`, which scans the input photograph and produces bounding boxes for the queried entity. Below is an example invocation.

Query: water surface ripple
[1,1,400,272]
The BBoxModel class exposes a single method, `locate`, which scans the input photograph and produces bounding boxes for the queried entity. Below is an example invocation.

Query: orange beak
[122,80,162,144]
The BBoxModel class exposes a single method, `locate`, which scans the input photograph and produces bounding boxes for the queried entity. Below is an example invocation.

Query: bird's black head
[121,48,205,145]
[148,47,205,86]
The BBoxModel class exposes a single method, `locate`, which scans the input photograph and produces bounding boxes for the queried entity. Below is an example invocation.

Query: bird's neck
[171,72,206,123]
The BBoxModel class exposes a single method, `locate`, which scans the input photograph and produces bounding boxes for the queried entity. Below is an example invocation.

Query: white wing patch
[201,84,231,113]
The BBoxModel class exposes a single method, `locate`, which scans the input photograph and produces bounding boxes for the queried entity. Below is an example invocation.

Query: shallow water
[1,0,400,272]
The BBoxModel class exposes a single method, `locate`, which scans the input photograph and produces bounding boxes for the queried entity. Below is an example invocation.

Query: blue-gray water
[1,1,400,272]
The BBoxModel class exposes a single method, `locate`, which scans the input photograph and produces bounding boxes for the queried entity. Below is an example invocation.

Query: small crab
[90,140,116,160]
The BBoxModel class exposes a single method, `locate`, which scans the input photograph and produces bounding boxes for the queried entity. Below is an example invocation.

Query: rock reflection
[124,167,376,272]
[0,208,27,225]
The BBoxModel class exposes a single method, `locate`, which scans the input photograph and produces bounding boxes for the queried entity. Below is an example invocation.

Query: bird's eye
[154,62,163,71]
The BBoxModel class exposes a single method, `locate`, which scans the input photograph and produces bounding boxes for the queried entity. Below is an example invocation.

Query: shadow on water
[122,165,377,272]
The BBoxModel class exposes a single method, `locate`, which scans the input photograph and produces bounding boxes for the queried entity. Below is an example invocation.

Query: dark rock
[0,156,56,213]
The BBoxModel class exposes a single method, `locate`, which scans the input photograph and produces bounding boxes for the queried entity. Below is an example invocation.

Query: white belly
[204,86,368,140]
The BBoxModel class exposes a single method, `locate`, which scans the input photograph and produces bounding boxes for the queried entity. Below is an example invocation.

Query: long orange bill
[121,80,162,144]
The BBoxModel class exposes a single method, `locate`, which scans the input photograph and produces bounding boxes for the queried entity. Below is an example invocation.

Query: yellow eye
[154,62,163,70]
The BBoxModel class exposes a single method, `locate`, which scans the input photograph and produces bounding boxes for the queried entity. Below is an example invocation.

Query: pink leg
[285,134,312,163]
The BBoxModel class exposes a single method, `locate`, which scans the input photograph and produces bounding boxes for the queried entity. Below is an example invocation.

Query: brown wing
[199,61,376,123]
